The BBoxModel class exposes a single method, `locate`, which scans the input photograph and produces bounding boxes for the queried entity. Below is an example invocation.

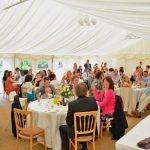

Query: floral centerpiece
[60,86,74,98]
[60,86,74,106]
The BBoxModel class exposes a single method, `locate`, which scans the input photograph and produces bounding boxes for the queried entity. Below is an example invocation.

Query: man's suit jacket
[66,96,98,138]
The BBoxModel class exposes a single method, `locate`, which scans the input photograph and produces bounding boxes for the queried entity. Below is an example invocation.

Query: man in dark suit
[84,59,92,70]
[59,83,98,150]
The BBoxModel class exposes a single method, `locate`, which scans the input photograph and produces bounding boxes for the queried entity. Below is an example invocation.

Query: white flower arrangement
[60,86,74,98]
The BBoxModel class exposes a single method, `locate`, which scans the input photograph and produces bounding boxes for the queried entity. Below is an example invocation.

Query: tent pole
[52,56,54,72]
[14,54,16,70]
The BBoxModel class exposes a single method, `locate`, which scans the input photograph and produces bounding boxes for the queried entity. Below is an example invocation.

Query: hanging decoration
[78,15,97,26]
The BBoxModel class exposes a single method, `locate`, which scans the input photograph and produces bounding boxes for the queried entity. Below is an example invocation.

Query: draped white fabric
[54,0,150,40]
[0,0,140,56]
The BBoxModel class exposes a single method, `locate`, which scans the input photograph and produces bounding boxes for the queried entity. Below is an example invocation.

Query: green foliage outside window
[19,60,32,70]
[37,60,48,69]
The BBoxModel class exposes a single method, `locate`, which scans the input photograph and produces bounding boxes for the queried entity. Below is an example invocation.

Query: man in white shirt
[14,68,20,82]
[82,68,90,88]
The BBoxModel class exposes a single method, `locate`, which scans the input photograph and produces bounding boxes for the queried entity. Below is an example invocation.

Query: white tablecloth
[116,115,150,150]
[116,87,147,115]
[28,99,68,150]
[28,99,100,150]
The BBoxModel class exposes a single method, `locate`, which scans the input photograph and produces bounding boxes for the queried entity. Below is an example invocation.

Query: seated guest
[145,65,150,74]
[92,77,115,122]
[91,71,103,93]
[112,69,121,85]
[14,67,20,82]
[119,67,125,80]
[130,75,136,83]
[35,79,44,99]
[28,68,34,77]
[133,87,150,117]
[38,77,56,96]
[61,70,72,85]
[93,64,100,75]
[59,83,98,150]
[73,62,78,74]
[101,62,108,73]
[47,69,52,77]
[74,71,83,83]
[143,71,150,86]
[133,66,140,80]
[40,70,47,78]
[121,75,132,88]
[2,70,8,93]
[136,68,144,86]
[70,75,79,93]
[21,70,28,83]
[41,87,52,99]
[24,75,35,102]
[33,72,42,87]
[49,73,58,88]
[6,71,19,94]
[82,68,90,87]
[104,68,114,77]
[77,65,83,73]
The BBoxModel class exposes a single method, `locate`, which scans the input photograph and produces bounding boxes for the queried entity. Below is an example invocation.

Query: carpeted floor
[0,94,149,150]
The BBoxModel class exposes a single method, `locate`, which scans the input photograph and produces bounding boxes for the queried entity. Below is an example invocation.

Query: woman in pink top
[92,77,115,116]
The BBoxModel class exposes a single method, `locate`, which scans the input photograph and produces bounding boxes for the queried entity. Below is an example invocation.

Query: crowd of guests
[2,68,57,101]
[3,59,150,150]
[2,60,150,111]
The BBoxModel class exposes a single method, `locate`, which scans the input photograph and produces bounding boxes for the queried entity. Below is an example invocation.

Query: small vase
[62,97,66,106]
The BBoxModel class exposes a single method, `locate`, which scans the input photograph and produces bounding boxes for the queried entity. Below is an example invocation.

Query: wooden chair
[9,91,28,109]
[19,97,28,110]
[69,111,97,150]
[14,109,47,150]
[21,85,27,98]
[9,91,17,102]
[100,117,113,138]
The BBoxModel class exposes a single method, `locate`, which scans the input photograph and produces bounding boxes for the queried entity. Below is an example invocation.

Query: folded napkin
[137,137,150,149]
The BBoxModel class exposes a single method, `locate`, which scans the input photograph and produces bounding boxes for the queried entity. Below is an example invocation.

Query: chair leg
[93,138,96,150]
[43,134,47,150]
[75,140,77,150]
[86,142,89,149]
[69,139,71,150]
[16,136,19,150]
[100,124,103,138]
[30,138,33,150]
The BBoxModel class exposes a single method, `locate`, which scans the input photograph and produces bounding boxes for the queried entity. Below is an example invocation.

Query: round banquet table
[116,115,150,150]
[28,99,100,150]
[28,99,68,150]
[116,87,147,115]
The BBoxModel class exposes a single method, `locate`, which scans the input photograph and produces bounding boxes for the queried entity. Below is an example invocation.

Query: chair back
[14,109,32,135]
[9,91,17,102]
[74,111,97,138]
[21,85,27,98]
[19,98,27,108]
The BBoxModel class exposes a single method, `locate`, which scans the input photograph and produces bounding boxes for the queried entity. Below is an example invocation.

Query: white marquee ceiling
[0,0,149,56]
